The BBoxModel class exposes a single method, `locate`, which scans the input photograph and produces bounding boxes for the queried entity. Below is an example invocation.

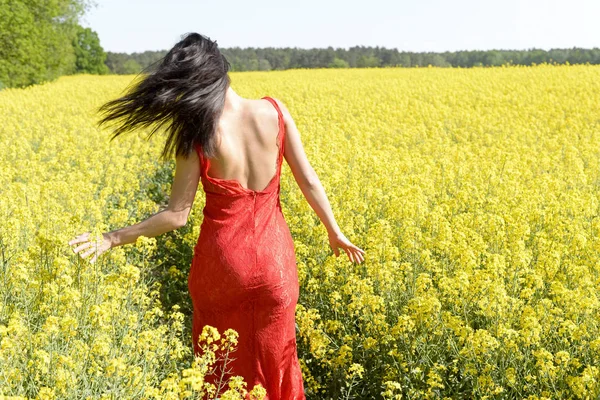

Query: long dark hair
[97,32,231,161]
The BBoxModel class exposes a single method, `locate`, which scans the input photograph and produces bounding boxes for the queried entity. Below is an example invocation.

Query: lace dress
[188,96,306,399]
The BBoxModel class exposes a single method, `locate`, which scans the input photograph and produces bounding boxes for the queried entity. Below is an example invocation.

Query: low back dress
[188,96,306,399]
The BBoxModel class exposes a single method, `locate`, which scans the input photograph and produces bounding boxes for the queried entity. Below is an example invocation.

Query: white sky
[81,0,600,53]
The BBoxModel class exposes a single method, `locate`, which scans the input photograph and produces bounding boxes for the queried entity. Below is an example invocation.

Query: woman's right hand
[328,231,366,264]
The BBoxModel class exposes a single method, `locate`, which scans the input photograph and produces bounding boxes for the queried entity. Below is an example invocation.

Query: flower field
[1,64,600,399]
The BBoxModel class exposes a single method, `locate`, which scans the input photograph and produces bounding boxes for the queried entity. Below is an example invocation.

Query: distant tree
[429,54,449,67]
[316,47,336,68]
[448,51,471,67]
[0,0,93,88]
[412,53,425,67]
[73,25,110,74]
[265,51,290,70]
[247,58,259,70]
[548,49,568,64]
[524,48,547,65]
[258,58,272,71]
[122,59,142,74]
[398,54,411,67]
[105,52,128,74]
[590,48,600,64]
[328,58,349,68]
[101,45,600,77]
[381,50,403,66]
[484,50,505,66]
[357,55,380,68]
[130,50,168,70]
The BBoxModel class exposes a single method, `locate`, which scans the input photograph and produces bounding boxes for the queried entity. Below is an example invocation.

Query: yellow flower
[3,64,600,399]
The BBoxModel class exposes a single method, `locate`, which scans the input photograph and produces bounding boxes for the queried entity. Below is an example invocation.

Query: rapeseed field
[1,64,599,399]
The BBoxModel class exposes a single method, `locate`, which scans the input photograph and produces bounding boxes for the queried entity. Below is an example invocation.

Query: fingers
[68,232,91,246]
[81,246,98,259]
[350,244,365,264]
[355,250,364,264]
[344,247,356,264]
[72,241,93,254]
[353,249,364,264]
[332,238,367,264]
[68,232,106,264]
[343,246,366,264]
[346,249,360,264]
[352,245,366,255]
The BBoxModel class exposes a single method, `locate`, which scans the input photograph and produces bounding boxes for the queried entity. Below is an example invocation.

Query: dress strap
[261,96,285,162]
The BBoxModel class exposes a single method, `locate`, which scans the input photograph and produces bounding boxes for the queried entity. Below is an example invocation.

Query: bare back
[203,98,282,193]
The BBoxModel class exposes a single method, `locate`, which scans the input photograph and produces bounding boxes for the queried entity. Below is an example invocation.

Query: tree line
[107,46,600,74]
[2,1,600,89]
[1,0,108,89]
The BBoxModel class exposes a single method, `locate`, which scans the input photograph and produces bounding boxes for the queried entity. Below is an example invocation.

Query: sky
[81,0,600,54]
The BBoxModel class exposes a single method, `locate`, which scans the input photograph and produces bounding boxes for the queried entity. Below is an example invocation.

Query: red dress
[188,96,306,399]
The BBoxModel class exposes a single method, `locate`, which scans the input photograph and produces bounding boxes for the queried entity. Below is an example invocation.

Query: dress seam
[253,192,257,274]
[252,300,256,389]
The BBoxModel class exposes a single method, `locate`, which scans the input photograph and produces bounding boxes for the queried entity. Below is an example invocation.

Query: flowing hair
[96,32,231,161]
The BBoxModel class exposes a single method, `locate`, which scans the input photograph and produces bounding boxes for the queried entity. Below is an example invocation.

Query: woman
[68,32,365,399]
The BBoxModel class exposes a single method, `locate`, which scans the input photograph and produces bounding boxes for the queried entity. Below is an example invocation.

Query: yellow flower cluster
[2,64,600,398]
[0,75,260,398]
[280,64,600,398]
[148,325,266,400]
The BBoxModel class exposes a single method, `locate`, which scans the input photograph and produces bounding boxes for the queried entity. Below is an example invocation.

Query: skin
[68,85,366,265]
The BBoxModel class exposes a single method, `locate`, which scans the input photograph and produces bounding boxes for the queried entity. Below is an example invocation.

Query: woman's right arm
[272,98,365,264]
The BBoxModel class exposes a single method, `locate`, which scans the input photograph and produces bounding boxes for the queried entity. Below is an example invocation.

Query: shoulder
[268,96,286,111]
[268,97,291,122]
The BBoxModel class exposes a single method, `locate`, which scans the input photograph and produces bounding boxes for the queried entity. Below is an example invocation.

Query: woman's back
[203,97,284,193]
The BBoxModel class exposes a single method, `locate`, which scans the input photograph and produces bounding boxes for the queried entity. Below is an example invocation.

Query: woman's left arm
[68,150,201,263]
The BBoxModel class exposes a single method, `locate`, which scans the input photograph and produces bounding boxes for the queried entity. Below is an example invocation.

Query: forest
[106,46,600,74]
[2,0,600,88]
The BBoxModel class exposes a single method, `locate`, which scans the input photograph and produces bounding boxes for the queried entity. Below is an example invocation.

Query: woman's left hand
[68,232,112,264]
